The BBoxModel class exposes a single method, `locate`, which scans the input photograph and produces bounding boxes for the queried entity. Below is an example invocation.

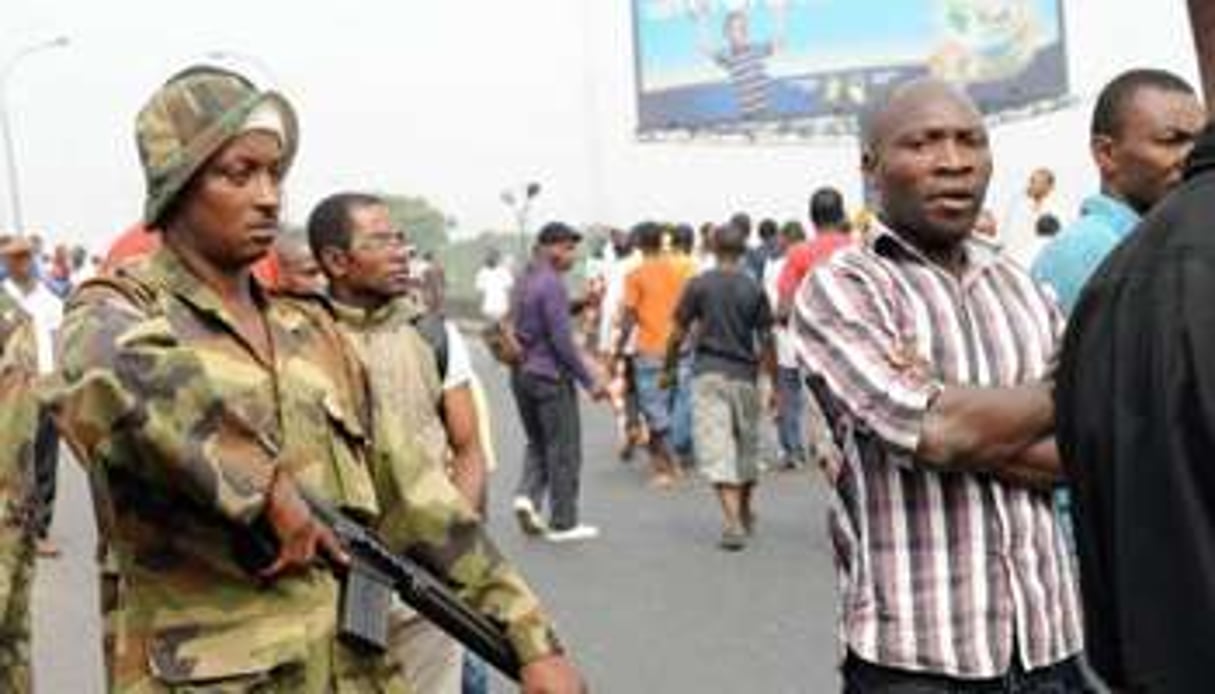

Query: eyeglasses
[352,230,409,251]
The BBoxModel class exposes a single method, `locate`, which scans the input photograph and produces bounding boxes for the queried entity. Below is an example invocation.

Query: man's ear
[861,146,879,176]
[860,148,880,201]
[1091,134,1117,182]
[319,246,350,281]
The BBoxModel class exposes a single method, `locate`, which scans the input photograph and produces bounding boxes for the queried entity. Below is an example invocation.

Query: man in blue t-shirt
[1032,69,1204,313]
[1031,69,1204,552]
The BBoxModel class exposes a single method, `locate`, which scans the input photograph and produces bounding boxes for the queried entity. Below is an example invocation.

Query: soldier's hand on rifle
[520,654,586,694]
[260,469,349,578]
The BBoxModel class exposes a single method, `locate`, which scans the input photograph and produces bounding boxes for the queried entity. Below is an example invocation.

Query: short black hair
[729,211,752,237]
[809,186,847,229]
[1091,68,1195,138]
[1035,213,1062,237]
[758,218,778,241]
[672,224,695,252]
[714,223,747,258]
[780,220,806,242]
[631,221,664,252]
[307,192,384,261]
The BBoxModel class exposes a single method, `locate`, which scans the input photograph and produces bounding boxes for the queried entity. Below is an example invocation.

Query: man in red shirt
[776,186,852,314]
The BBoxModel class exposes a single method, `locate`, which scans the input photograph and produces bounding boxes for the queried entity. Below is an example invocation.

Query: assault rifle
[232,492,521,681]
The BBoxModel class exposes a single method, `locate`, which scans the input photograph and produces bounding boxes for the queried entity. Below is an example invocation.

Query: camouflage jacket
[0,292,38,539]
[51,248,561,691]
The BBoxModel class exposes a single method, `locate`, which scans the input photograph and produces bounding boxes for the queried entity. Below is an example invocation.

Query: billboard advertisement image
[633,0,1069,135]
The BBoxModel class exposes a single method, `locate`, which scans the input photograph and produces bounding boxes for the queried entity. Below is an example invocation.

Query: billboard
[633,0,1069,135]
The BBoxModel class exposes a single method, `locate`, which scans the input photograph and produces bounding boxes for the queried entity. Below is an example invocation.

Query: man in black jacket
[1057,120,1215,693]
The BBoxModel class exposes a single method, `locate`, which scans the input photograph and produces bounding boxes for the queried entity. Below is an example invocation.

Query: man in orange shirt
[614,222,687,488]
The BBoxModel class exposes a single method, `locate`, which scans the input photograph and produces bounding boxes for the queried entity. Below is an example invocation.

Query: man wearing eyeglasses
[308,192,578,693]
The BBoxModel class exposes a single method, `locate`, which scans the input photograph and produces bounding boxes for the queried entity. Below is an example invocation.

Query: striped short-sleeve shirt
[792,224,1082,678]
[715,43,774,119]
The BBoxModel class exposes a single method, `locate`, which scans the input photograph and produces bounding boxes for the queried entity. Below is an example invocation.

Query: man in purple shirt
[511,222,608,543]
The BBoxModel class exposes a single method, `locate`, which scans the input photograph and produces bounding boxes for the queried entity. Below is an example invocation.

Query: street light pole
[500,182,542,266]
[0,35,69,235]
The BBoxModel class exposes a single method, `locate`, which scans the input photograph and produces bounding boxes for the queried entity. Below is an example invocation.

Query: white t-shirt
[762,255,797,368]
[3,278,61,374]
[474,265,514,320]
[441,321,474,391]
[598,250,641,353]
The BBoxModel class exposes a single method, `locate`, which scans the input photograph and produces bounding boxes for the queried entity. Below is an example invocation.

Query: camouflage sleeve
[49,279,276,524]
[0,305,39,526]
[371,438,562,664]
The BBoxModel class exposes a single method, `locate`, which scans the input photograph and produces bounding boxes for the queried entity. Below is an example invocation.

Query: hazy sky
[0,1,1202,251]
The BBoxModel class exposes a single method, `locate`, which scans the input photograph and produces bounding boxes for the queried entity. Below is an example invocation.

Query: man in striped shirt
[793,78,1085,691]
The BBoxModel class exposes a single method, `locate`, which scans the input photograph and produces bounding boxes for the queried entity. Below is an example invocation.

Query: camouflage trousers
[0,526,34,693]
[106,604,414,693]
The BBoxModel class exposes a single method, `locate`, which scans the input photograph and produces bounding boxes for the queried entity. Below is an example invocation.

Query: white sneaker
[512,497,547,536]
[544,524,600,543]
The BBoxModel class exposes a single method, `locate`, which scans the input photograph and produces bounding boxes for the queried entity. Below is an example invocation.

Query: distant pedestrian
[0,254,40,691]
[614,222,688,488]
[511,222,609,543]
[666,224,697,467]
[599,228,646,461]
[1002,166,1067,265]
[776,186,852,310]
[764,221,807,470]
[0,237,61,558]
[474,248,513,321]
[664,222,775,551]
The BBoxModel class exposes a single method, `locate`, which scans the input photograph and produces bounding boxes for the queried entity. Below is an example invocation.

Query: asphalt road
[33,343,843,693]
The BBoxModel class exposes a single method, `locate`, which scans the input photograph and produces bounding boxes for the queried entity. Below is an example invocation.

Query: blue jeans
[462,653,488,694]
[775,367,806,463]
[670,356,694,458]
[633,355,672,440]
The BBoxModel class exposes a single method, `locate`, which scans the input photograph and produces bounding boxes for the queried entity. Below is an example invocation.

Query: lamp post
[1,35,69,234]
[500,182,541,264]
[1188,0,1215,109]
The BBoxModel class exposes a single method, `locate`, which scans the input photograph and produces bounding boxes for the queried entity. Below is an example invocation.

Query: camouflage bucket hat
[135,65,299,226]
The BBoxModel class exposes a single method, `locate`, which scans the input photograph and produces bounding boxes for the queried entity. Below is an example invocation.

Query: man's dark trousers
[510,370,582,531]
[842,653,1089,693]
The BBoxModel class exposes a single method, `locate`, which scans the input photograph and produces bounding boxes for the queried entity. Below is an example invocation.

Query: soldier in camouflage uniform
[0,266,40,692]
[49,66,583,692]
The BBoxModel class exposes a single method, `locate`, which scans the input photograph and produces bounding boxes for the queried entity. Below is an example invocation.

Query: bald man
[792,79,1084,691]
[271,228,326,295]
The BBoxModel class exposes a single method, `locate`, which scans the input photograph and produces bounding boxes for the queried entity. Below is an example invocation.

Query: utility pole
[1188,0,1215,109]
[1,35,69,234]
